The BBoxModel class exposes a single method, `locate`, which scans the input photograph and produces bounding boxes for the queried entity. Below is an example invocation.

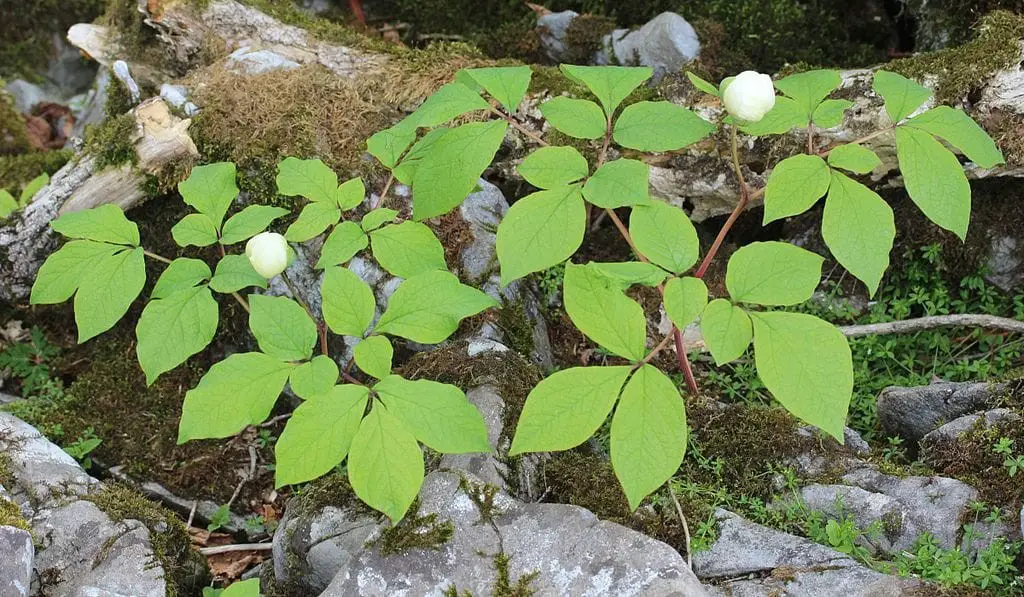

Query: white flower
[722,71,776,123]
[245,232,290,279]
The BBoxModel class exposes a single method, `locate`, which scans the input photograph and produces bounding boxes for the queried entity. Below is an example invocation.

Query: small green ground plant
[28,64,1002,520]
[0,172,48,219]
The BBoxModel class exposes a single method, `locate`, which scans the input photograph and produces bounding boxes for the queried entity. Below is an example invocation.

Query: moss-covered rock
[87,483,210,597]
[904,0,1024,51]
[0,496,30,532]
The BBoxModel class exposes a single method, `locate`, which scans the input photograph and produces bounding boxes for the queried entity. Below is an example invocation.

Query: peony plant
[29,64,1003,520]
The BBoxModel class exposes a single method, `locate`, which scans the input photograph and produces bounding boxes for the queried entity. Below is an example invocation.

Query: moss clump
[0,150,72,194]
[368,498,454,555]
[0,497,29,532]
[0,452,15,489]
[87,483,209,597]
[888,10,1024,104]
[0,87,29,155]
[84,112,138,169]
[291,472,372,519]
[562,15,617,64]
[0,0,105,80]
[495,301,536,359]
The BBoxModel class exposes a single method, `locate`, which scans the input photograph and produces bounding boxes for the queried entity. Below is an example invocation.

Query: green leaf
[663,276,708,329]
[628,201,699,274]
[906,106,1005,168]
[510,366,632,455]
[763,154,831,223]
[275,384,368,486]
[411,120,508,220]
[559,65,652,116]
[726,241,823,306]
[895,126,971,240]
[518,146,588,189]
[321,266,376,337]
[369,221,447,278]
[409,82,491,128]
[335,177,366,210]
[348,405,424,522]
[563,263,647,361]
[612,101,715,152]
[284,202,341,242]
[822,171,894,296]
[812,99,854,128]
[496,185,585,286]
[317,221,368,269]
[367,123,416,169]
[151,258,211,299]
[209,254,267,293]
[827,144,882,174]
[392,128,450,185]
[376,270,497,343]
[289,355,340,399]
[610,365,687,510]
[18,172,48,206]
[30,240,120,304]
[353,335,392,379]
[375,375,490,453]
[583,159,650,209]
[700,299,752,365]
[136,285,218,384]
[873,70,931,123]
[178,352,294,441]
[539,97,606,139]
[774,69,841,116]
[171,213,219,248]
[75,247,146,343]
[750,311,852,442]
[0,190,16,218]
[686,71,720,96]
[740,97,808,136]
[276,157,339,204]
[51,204,140,246]
[220,205,289,245]
[361,208,398,232]
[587,261,667,290]
[178,162,238,230]
[462,66,532,113]
[249,295,317,361]
[221,579,260,597]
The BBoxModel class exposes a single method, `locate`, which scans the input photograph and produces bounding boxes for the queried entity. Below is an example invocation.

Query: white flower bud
[722,71,776,123]
[245,232,289,279]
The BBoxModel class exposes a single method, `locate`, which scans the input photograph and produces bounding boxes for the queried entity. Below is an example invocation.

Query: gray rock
[695,510,922,596]
[5,80,45,114]
[921,409,1021,455]
[601,13,700,80]
[0,525,32,597]
[876,381,1008,445]
[226,47,301,74]
[322,470,708,596]
[841,468,977,550]
[985,234,1023,292]
[0,411,98,508]
[31,500,165,597]
[536,10,579,62]
[439,386,508,489]
[457,179,506,281]
[159,83,200,117]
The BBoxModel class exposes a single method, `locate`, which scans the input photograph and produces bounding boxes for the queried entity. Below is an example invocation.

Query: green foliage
[539,97,606,139]
[321,265,376,336]
[369,221,447,278]
[725,242,823,307]
[318,221,368,268]
[375,270,498,343]
[496,186,586,286]
[700,299,753,366]
[461,66,532,113]
[563,263,647,361]
[827,144,881,174]
[612,101,714,152]
[872,70,932,124]
[249,295,318,361]
[822,171,894,296]
[895,126,971,241]
[740,69,846,136]
[136,284,218,384]
[275,385,368,486]
[348,405,424,521]
[628,201,699,274]
[0,326,59,395]
[288,355,339,399]
[763,154,830,224]
[663,277,708,330]
[353,336,393,380]
[518,146,588,189]
[583,159,650,208]
[558,65,652,116]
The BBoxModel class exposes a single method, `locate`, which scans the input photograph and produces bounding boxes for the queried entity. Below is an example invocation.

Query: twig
[186,501,198,529]
[198,543,273,556]
[370,173,394,210]
[838,314,1024,338]
[490,107,548,147]
[259,413,292,427]
[638,333,673,367]
[668,484,693,570]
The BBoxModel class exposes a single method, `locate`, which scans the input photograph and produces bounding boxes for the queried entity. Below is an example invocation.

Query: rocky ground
[1,0,1024,595]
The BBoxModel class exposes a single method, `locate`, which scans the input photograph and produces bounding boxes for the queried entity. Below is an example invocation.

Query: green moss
[87,484,209,597]
[490,552,538,597]
[292,472,372,519]
[0,0,105,80]
[495,301,536,358]
[0,87,29,155]
[563,15,617,65]
[888,10,1024,103]
[84,112,138,169]
[0,452,14,489]
[368,498,454,555]
[0,150,73,195]
[0,497,29,532]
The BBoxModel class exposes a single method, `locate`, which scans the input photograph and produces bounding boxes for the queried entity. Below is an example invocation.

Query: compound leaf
[906,106,1004,168]
[75,247,146,343]
[179,162,238,229]
[462,66,532,113]
[137,285,218,384]
[30,240,121,305]
[375,375,490,453]
[289,355,340,400]
[774,69,841,116]
[361,208,398,232]
[812,99,854,128]
[275,384,368,486]
[151,258,211,299]
[497,185,585,286]
[353,335,392,379]
[285,202,341,242]
[612,101,714,152]
[209,254,267,294]
[827,144,882,174]
[369,221,447,278]
[873,70,931,123]
[249,294,317,361]
[376,270,497,343]
[564,263,646,361]
[276,157,339,204]
[220,205,289,245]
[317,221,368,268]
[51,204,139,246]
[587,261,668,290]
[629,201,699,274]
[559,64,652,116]
[171,213,219,248]
[408,82,490,128]
[348,405,424,522]
[740,96,808,136]
[663,276,708,329]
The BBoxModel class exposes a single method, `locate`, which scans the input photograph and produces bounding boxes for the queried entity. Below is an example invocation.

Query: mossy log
[0,98,197,303]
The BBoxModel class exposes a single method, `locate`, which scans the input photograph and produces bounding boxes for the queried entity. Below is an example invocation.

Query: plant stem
[491,107,549,147]
[817,128,893,158]
[807,123,815,154]
[674,329,700,397]
[638,333,673,367]
[695,126,749,279]
[142,249,173,264]
[371,173,394,210]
